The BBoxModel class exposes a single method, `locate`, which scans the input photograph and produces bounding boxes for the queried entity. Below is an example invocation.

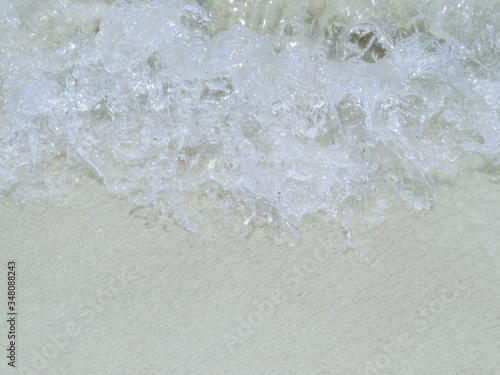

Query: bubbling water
[0,0,499,236]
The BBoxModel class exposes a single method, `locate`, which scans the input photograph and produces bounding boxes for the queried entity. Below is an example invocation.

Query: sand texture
[1,167,499,375]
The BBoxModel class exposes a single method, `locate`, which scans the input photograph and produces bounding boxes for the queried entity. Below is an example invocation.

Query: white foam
[1,0,499,235]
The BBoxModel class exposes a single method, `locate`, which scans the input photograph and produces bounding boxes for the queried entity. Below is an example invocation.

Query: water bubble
[338,22,393,63]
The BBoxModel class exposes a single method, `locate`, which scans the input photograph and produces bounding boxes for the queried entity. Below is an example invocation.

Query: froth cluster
[1,0,499,235]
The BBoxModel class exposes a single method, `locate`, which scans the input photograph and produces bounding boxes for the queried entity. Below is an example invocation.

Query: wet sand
[1,166,499,375]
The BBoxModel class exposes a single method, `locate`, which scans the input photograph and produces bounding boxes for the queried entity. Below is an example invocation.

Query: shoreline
[0,168,499,374]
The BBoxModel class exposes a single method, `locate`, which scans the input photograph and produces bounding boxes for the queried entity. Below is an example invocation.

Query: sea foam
[1,0,499,235]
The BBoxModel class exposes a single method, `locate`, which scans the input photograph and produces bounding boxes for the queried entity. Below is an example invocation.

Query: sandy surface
[1,165,499,375]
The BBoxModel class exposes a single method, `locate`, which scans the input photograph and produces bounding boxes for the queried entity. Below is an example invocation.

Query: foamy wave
[1,0,499,234]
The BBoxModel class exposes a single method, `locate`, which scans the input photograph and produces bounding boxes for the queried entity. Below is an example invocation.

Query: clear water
[1,0,499,236]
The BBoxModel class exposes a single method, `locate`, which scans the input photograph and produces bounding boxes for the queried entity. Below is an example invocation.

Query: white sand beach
[1,1,500,374]
[1,165,499,375]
